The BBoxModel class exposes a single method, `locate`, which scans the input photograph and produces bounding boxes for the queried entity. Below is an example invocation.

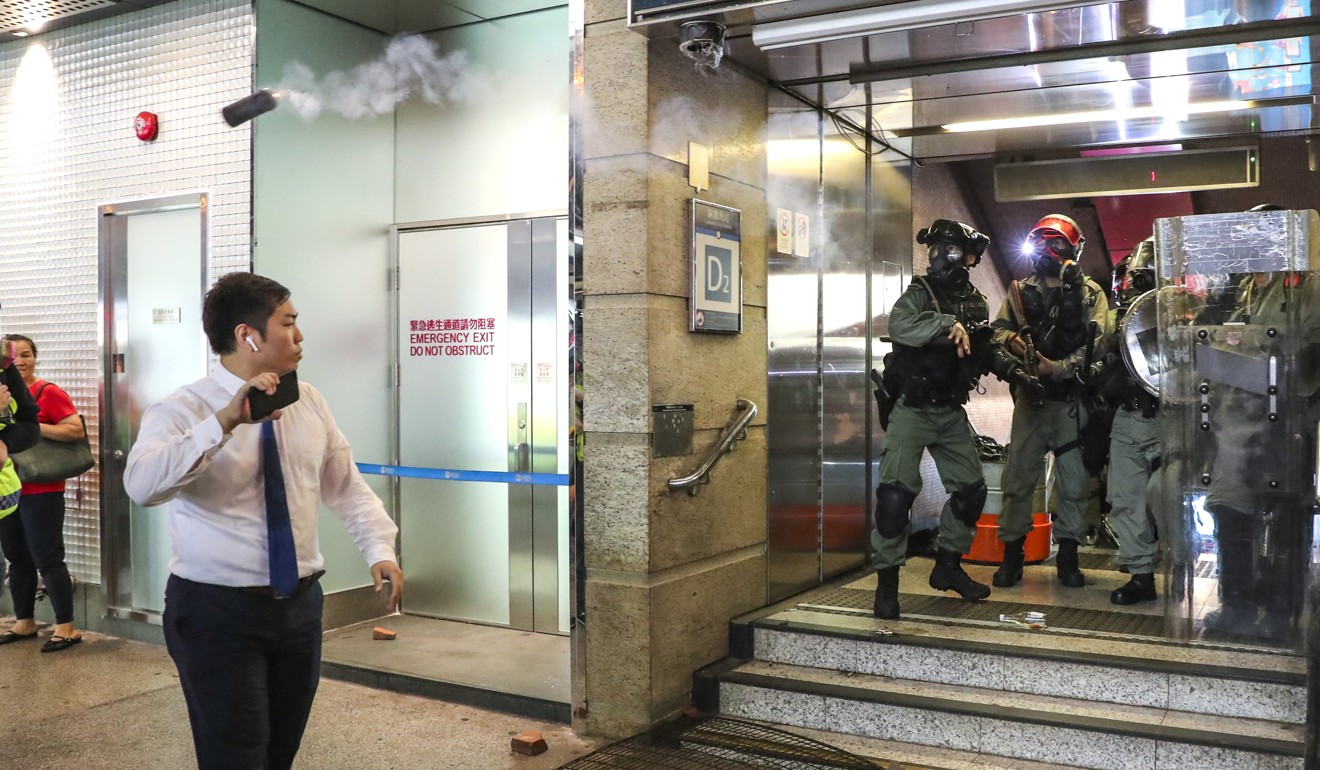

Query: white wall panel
[0,0,255,583]
[252,0,394,594]
[395,7,569,223]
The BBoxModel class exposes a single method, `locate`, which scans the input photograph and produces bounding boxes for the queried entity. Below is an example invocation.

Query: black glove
[1008,366,1045,405]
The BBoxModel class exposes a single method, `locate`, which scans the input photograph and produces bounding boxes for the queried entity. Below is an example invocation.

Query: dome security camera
[679,20,726,69]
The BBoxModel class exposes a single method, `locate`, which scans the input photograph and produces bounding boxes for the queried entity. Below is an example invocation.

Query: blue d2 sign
[704,244,733,302]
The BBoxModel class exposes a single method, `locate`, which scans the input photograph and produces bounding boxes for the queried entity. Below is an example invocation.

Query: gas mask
[927,241,970,285]
[917,218,988,286]
[1113,238,1155,304]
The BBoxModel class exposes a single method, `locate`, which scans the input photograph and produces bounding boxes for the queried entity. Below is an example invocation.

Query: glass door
[395,216,568,633]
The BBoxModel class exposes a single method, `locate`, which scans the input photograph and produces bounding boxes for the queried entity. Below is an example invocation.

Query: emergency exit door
[99,194,208,622]
[395,216,568,634]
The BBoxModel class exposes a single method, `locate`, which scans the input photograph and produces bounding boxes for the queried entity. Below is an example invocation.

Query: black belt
[1119,395,1160,415]
[238,570,325,599]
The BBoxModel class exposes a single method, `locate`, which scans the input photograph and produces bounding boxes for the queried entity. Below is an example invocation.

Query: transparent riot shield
[1154,209,1320,651]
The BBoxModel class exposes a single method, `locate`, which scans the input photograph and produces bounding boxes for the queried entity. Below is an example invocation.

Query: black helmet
[1113,237,1155,304]
[1249,203,1284,212]
[917,219,990,285]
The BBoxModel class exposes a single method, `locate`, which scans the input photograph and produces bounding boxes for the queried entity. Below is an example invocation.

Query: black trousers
[0,492,74,624]
[164,574,323,770]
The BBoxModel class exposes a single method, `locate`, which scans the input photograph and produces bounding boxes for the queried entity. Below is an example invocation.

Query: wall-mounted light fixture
[751,0,1111,50]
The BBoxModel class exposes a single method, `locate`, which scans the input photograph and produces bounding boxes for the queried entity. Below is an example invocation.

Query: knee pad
[950,480,988,527]
[875,483,916,539]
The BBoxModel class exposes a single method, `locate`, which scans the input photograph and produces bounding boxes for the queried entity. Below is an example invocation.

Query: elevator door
[100,194,208,622]
[395,216,568,633]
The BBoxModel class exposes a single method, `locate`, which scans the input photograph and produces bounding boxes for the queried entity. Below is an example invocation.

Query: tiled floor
[322,613,571,704]
[821,544,1304,654]
[0,615,598,769]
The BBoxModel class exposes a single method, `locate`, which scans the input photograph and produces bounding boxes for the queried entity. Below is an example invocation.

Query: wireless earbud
[245,335,260,353]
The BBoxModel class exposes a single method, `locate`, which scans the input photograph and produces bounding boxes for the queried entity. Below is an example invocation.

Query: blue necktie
[261,421,299,597]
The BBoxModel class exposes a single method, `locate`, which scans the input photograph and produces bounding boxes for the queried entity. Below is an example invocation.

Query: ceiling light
[752,0,1112,50]
[11,30,28,37]
[941,96,1316,133]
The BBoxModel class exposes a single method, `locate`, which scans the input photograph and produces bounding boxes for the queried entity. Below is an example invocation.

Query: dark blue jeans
[163,574,323,770]
[0,491,74,624]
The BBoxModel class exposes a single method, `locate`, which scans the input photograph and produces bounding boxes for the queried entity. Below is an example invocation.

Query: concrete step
[741,607,1307,725]
[704,659,1306,770]
[758,721,1128,770]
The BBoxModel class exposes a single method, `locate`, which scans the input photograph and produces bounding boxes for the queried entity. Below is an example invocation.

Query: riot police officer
[1200,224,1320,643]
[990,214,1110,589]
[1096,238,1162,604]
[872,219,1043,619]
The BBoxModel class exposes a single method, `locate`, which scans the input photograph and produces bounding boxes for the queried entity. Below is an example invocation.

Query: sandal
[0,630,38,645]
[40,635,82,653]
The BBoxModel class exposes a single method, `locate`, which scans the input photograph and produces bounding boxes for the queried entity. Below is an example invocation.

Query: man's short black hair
[202,273,291,355]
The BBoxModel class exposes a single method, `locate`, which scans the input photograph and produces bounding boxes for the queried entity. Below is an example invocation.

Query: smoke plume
[277,34,484,121]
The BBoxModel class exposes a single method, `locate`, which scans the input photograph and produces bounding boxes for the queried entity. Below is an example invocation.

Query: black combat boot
[992,537,1025,588]
[1110,572,1157,605]
[873,566,900,619]
[929,549,991,601]
[1055,539,1085,588]
[1203,507,1258,637]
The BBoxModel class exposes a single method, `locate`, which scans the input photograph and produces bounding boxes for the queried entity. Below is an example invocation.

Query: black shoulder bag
[12,383,94,484]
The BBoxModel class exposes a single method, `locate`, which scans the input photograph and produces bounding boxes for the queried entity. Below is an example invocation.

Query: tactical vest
[1106,305,1159,416]
[890,277,991,406]
[1018,279,1092,360]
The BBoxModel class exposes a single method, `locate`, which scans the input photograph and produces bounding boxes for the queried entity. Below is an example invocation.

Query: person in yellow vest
[0,396,23,518]
[0,338,43,640]
[0,334,87,652]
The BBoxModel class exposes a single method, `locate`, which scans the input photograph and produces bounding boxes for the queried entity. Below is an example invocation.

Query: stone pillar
[579,1,770,738]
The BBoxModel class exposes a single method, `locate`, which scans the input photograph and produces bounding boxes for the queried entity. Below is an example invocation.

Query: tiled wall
[0,0,254,582]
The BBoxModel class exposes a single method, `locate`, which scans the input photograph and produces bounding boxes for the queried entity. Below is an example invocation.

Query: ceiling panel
[287,0,565,34]
[0,0,174,42]
[734,1,1319,162]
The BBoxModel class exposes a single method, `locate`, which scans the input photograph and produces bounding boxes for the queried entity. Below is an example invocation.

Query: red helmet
[1028,214,1085,262]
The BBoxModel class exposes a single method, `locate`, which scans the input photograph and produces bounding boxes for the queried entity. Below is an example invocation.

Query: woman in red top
[0,334,84,652]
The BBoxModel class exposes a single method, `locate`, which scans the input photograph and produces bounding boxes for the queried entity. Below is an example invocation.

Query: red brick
[511,730,547,756]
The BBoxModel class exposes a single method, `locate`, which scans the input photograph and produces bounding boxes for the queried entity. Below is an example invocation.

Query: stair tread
[758,607,1305,679]
[727,659,1306,747]
[746,721,1101,770]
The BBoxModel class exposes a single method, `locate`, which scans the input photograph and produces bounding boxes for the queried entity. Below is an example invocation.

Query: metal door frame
[390,210,567,633]
[98,192,209,624]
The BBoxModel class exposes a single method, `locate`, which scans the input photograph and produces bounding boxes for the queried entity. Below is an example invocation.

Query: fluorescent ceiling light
[941,96,1315,133]
[752,0,1111,49]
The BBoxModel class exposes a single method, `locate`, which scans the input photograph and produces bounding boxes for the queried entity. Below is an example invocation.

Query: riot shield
[1154,209,1320,651]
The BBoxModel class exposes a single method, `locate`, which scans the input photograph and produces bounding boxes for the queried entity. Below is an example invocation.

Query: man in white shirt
[125,272,403,770]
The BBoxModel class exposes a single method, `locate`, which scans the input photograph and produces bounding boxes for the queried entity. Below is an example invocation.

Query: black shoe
[873,566,900,619]
[1255,611,1292,644]
[993,537,1026,588]
[1055,539,1086,588]
[1110,572,1157,605]
[929,549,991,601]
[1203,603,1258,635]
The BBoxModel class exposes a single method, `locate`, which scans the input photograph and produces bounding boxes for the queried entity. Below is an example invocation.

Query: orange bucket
[967,512,1052,565]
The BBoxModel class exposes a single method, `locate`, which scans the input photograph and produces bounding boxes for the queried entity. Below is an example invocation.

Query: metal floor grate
[1077,551,1217,579]
[803,587,1165,637]
[559,716,895,769]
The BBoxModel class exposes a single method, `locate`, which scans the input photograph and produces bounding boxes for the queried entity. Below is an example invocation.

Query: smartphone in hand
[248,370,299,421]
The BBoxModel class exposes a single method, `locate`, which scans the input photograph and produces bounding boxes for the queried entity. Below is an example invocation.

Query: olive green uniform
[872,277,1017,569]
[991,274,1110,544]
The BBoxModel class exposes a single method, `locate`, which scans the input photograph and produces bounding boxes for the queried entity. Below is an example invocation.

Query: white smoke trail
[277,34,485,121]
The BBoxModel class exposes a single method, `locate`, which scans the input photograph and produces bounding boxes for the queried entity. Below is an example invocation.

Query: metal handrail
[667,398,758,496]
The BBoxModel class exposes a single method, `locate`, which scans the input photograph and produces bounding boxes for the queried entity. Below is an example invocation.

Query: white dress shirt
[124,364,398,588]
